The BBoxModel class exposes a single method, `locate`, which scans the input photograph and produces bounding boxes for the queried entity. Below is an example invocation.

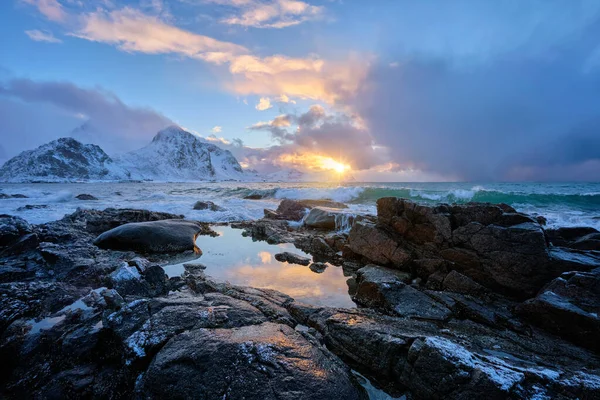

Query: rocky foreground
[1,199,600,399]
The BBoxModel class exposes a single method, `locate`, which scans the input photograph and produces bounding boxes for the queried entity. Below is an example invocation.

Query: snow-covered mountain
[114,126,245,181]
[0,138,129,183]
[263,168,305,182]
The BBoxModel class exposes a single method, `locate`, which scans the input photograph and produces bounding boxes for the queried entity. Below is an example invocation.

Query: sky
[1,0,600,181]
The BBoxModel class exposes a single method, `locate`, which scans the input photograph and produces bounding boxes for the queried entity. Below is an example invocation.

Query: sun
[319,157,350,173]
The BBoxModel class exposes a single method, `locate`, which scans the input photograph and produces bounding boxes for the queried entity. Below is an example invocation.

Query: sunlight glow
[277,153,351,173]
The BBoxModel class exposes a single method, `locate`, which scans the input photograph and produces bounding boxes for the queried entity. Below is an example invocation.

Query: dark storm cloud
[348,18,600,181]
[0,78,172,156]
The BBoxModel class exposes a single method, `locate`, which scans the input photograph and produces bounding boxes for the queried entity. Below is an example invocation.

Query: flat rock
[516,268,600,352]
[140,322,367,400]
[354,265,451,321]
[274,251,311,266]
[93,219,206,253]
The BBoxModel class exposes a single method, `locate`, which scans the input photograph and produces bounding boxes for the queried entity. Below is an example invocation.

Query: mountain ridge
[0,126,247,183]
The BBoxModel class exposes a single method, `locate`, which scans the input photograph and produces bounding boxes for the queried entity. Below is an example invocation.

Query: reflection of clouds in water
[258,251,272,264]
[223,263,345,301]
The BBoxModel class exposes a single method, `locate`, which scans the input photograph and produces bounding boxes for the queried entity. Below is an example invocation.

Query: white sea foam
[273,186,364,203]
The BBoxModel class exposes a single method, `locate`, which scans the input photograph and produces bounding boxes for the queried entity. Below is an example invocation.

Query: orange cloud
[73,7,248,58]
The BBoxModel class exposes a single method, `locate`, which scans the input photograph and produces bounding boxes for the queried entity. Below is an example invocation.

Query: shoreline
[1,198,599,398]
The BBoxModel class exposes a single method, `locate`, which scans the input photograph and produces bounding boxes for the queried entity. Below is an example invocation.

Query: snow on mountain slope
[263,168,305,182]
[0,138,130,182]
[114,126,245,181]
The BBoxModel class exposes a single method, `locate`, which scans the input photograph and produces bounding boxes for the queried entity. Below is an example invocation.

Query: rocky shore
[1,198,599,399]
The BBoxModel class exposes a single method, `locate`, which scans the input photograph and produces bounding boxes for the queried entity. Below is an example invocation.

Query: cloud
[255,97,272,110]
[73,7,248,58]
[68,6,367,103]
[346,20,600,181]
[275,94,295,104]
[0,78,172,156]
[25,29,62,43]
[211,125,222,133]
[207,0,324,29]
[21,0,67,22]
[248,105,384,170]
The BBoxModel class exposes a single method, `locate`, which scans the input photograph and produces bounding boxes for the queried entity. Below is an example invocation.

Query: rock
[348,221,411,267]
[75,194,98,201]
[93,219,206,253]
[298,199,348,209]
[291,305,600,400]
[269,199,350,222]
[182,263,207,273]
[309,262,328,273]
[16,205,48,211]
[0,215,33,247]
[546,227,600,251]
[244,193,265,200]
[263,209,280,219]
[0,194,28,199]
[304,207,355,230]
[140,322,367,400]
[109,262,169,297]
[442,270,488,297]
[275,199,310,221]
[354,198,600,298]
[58,208,185,235]
[353,265,451,320]
[274,251,311,266]
[516,268,600,352]
[192,200,224,211]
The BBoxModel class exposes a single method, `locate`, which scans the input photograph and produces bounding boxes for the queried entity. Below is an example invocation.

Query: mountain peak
[153,125,194,142]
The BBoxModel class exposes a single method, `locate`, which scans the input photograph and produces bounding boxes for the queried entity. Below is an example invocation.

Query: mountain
[0,138,129,183]
[114,126,245,181]
[263,168,305,182]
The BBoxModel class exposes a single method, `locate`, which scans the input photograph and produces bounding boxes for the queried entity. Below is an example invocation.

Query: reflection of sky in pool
[163,226,356,308]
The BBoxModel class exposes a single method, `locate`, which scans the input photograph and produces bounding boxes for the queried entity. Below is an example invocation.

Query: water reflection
[163,226,356,308]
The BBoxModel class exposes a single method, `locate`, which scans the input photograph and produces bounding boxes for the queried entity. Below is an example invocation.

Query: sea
[1,181,599,229]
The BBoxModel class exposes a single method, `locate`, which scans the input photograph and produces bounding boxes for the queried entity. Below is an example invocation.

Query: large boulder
[0,215,33,247]
[93,219,206,253]
[273,199,310,221]
[59,208,185,235]
[516,268,600,352]
[304,207,355,230]
[348,221,411,267]
[349,198,599,298]
[140,322,367,399]
[266,199,350,222]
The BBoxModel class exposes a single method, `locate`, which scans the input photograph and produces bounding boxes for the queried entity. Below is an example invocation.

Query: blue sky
[1,0,600,181]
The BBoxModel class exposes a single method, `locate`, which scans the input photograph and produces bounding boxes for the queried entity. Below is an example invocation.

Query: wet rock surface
[75,194,98,201]
[93,219,214,253]
[274,251,311,266]
[264,198,349,222]
[1,199,600,399]
[193,200,225,211]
